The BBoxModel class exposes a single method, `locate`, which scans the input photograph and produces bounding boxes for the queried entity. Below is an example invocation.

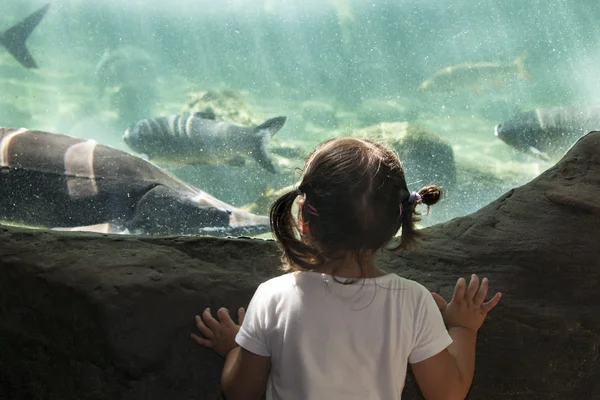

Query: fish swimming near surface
[0,127,271,237]
[0,3,50,69]
[494,106,600,161]
[123,112,287,173]
[418,52,530,94]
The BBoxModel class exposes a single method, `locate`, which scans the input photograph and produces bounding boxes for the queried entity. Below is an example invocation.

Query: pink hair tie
[304,204,319,216]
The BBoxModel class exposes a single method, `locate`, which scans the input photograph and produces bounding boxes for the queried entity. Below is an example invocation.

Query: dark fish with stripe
[1,3,50,69]
[122,112,287,173]
[494,106,600,161]
[0,127,271,237]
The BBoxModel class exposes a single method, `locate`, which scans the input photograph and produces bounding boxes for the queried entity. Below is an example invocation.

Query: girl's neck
[314,253,387,279]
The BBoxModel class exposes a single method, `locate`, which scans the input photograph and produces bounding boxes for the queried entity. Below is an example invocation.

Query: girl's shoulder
[256,272,432,298]
[259,272,296,287]
[386,274,436,301]
[253,272,296,297]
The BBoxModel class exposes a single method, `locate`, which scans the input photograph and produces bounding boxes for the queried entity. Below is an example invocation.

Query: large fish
[494,106,600,161]
[123,112,286,173]
[0,4,50,69]
[418,53,529,94]
[0,127,271,237]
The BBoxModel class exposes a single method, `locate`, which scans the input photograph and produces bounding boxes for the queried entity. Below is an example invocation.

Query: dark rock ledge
[1,132,600,400]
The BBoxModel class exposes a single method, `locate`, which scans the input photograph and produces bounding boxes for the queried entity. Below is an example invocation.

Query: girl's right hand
[432,274,502,331]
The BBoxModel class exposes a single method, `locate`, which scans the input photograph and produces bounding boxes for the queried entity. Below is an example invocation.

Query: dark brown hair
[269,137,442,276]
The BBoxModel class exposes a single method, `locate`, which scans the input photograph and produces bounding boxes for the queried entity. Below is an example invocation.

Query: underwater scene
[2,0,600,238]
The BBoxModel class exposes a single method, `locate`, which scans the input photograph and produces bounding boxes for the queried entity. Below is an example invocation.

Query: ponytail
[269,189,325,272]
[392,184,443,251]
[419,185,443,211]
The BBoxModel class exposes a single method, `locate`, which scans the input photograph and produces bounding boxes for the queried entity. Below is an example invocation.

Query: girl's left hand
[191,307,246,358]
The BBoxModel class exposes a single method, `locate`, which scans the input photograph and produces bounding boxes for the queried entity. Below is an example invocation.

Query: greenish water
[1,0,598,235]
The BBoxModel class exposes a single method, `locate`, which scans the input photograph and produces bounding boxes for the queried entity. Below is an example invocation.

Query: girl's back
[237,271,451,400]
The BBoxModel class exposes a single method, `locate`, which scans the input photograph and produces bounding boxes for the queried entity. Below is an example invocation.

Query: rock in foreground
[1,132,600,399]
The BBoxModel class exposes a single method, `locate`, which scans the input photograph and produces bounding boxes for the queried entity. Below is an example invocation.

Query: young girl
[191,137,502,400]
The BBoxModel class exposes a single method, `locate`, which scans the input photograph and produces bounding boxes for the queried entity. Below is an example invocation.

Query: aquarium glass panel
[1,0,595,238]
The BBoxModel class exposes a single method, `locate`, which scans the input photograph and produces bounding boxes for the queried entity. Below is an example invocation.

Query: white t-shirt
[235,271,453,400]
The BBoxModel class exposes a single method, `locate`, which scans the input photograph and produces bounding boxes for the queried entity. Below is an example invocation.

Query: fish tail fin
[0,3,50,69]
[513,51,532,81]
[254,116,287,137]
[227,211,271,237]
[52,222,130,235]
[252,116,287,174]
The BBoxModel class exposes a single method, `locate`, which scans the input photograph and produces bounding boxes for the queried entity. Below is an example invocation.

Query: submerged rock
[95,45,160,126]
[241,184,295,216]
[300,100,339,128]
[182,89,262,127]
[351,122,457,190]
[356,98,420,126]
[0,101,31,127]
[1,131,600,399]
[95,45,156,96]
[109,84,158,126]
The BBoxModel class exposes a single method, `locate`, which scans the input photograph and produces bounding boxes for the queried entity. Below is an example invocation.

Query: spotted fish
[494,106,600,161]
[0,127,271,237]
[123,112,287,173]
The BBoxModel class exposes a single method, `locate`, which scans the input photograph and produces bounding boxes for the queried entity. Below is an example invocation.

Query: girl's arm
[412,275,501,400]
[192,307,272,400]
[411,328,477,400]
[221,345,271,400]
